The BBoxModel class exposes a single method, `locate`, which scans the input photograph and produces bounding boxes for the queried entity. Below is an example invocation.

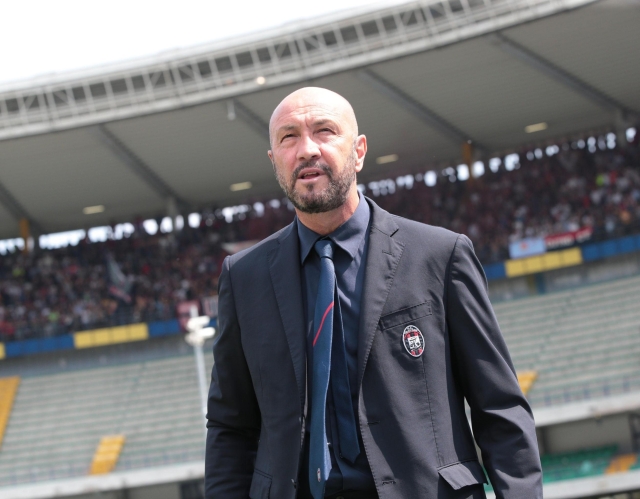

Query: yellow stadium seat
[605,454,637,474]
[0,376,20,449]
[517,371,538,395]
[89,435,126,475]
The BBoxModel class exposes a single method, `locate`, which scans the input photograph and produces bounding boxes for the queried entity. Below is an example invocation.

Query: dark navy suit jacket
[205,197,543,499]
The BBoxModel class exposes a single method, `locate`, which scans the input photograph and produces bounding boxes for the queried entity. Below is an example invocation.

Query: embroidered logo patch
[402,325,425,357]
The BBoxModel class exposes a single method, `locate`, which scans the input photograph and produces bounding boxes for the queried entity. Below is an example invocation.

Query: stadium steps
[0,354,212,486]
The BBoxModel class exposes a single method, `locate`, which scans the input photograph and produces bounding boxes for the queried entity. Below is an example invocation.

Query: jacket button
[291,479,297,489]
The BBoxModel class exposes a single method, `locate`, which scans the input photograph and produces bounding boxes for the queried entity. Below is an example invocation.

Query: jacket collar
[268,222,307,411]
[267,197,405,409]
[357,197,404,388]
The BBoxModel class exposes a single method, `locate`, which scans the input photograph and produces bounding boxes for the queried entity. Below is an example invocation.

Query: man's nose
[296,134,321,161]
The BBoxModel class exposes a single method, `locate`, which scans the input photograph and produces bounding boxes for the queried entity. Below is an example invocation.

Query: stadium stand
[484,445,622,493]
[0,270,638,488]
[0,340,208,487]
[494,273,640,407]
[0,133,636,498]
[0,137,637,343]
[542,446,620,483]
[0,0,637,496]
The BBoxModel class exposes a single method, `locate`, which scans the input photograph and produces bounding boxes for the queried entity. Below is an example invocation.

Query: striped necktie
[309,238,360,499]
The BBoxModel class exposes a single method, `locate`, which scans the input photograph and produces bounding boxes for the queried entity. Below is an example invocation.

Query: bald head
[267,86,367,231]
[269,87,358,146]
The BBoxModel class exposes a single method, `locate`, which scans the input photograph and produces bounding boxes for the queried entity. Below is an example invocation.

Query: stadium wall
[0,319,207,361]
[483,233,640,282]
[488,235,640,302]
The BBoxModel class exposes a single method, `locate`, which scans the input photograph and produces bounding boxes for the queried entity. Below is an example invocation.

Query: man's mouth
[297,168,326,181]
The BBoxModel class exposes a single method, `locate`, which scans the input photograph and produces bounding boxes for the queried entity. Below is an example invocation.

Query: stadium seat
[90,435,126,475]
[0,377,20,449]
[605,454,638,474]
[517,371,538,395]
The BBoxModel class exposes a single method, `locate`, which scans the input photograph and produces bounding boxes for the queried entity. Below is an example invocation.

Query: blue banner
[509,238,546,259]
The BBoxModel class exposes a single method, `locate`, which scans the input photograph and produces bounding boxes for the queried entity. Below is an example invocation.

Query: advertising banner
[545,227,593,250]
[509,238,547,259]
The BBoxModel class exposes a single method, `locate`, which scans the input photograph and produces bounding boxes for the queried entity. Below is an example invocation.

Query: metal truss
[229,99,270,143]
[0,182,44,233]
[358,69,486,150]
[493,32,637,118]
[90,125,191,210]
[0,0,598,141]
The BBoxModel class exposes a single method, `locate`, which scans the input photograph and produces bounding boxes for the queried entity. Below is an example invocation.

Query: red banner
[545,227,593,250]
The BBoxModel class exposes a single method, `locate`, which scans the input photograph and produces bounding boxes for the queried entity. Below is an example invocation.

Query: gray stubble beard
[273,148,357,214]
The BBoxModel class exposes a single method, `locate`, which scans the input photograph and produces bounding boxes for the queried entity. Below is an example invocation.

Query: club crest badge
[402,325,425,357]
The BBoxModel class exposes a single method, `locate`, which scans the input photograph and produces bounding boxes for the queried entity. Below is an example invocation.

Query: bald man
[205,87,542,499]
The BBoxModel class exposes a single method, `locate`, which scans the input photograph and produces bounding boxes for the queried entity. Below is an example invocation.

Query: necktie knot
[314,238,335,261]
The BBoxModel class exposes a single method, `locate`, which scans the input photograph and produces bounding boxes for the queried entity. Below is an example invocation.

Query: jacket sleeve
[446,234,543,498]
[205,255,261,498]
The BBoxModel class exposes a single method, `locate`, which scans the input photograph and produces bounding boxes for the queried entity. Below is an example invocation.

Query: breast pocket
[379,301,432,369]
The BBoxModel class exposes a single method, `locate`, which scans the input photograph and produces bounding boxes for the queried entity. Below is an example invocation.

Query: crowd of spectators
[0,132,638,342]
[373,133,640,263]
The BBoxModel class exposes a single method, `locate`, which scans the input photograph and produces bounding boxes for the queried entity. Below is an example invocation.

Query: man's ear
[354,135,367,173]
[267,150,273,162]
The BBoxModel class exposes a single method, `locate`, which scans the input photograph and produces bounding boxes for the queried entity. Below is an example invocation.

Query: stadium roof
[0,0,638,240]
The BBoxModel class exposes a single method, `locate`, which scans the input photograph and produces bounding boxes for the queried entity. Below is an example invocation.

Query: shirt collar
[297,191,370,264]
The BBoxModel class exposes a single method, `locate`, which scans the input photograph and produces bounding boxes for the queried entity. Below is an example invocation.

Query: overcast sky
[0,0,400,86]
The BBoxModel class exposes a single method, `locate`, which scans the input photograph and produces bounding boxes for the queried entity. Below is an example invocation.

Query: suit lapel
[357,200,405,388]
[268,223,307,411]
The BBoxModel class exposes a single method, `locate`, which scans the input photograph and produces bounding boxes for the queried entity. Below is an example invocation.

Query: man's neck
[296,188,360,236]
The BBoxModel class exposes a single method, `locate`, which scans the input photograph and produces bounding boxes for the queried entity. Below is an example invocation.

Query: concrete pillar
[19,218,30,254]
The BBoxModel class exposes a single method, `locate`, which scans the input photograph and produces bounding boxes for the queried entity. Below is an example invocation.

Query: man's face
[268,90,366,214]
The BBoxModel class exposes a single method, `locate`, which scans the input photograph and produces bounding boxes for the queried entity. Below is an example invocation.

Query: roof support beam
[358,69,486,152]
[0,181,45,234]
[492,32,636,118]
[228,99,270,143]
[91,125,190,211]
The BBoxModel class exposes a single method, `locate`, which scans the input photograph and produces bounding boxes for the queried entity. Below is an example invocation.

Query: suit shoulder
[390,214,460,248]
[226,224,290,270]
